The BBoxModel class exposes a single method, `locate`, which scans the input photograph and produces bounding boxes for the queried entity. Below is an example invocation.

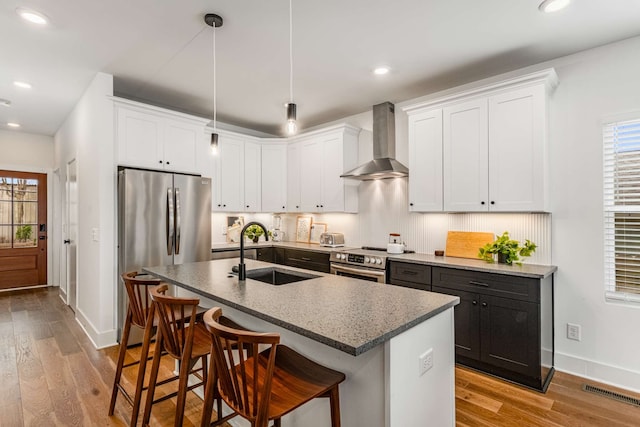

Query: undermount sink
[244,267,320,285]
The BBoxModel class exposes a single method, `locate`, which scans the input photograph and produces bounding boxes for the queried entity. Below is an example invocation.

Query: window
[0,177,39,249]
[604,117,640,302]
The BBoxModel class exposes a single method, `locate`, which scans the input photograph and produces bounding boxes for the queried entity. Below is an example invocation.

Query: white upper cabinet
[404,68,558,213]
[115,99,208,175]
[286,141,302,212]
[407,108,443,212]
[214,134,244,212]
[261,142,288,213]
[443,98,489,211]
[243,141,262,212]
[488,86,546,211]
[297,125,359,213]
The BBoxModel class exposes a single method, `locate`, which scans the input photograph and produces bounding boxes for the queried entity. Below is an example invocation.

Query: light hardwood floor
[1,287,640,426]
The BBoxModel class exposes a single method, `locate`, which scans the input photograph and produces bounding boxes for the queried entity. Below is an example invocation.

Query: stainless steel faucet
[238,221,269,280]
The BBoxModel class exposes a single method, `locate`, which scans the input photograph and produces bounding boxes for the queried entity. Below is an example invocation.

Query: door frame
[66,159,78,312]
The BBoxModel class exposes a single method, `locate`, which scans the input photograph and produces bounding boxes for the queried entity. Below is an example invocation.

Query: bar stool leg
[109,309,133,416]
[129,315,155,426]
[141,334,164,427]
[329,386,341,427]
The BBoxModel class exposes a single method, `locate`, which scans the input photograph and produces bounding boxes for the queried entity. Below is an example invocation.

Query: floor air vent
[582,384,640,407]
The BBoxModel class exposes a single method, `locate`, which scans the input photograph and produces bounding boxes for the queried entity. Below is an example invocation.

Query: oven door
[330,263,386,283]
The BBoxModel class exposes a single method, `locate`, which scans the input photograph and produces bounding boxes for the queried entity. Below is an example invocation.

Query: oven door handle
[331,264,386,278]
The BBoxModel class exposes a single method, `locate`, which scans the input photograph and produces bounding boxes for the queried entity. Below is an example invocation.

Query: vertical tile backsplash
[212,178,552,265]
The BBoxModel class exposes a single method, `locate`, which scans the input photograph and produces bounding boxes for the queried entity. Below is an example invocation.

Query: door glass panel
[0,225,11,248]
[0,177,39,248]
[13,224,37,247]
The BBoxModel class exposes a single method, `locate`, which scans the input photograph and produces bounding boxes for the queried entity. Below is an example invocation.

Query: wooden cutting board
[445,231,495,259]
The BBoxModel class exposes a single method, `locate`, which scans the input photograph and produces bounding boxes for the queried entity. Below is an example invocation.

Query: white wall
[54,72,116,348]
[0,130,56,287]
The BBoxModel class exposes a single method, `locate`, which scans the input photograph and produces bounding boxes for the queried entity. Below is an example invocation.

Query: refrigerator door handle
[175,187,181,255]
[167,187,174,255]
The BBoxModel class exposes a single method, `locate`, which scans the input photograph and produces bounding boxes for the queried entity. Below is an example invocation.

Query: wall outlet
[418,348,434,376]
[567,323,582,341]
[91,227,99,242]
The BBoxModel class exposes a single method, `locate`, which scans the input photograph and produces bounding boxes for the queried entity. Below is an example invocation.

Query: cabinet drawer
[389,262,431,290]
[432,267,538,302]
[256,247,274,263]
[283,249,330,273]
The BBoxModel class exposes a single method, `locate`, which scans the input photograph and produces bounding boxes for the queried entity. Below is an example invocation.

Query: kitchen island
[144,258,459,427]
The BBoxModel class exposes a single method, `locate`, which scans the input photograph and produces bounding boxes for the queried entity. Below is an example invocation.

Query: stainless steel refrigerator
[117,168,211,342]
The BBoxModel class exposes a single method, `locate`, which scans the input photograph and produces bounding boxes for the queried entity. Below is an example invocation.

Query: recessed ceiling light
[7,122,21,128]
[373,67,390,75]
[13,81,32,89]
[16,7,49,25]
[539,0,571,13]
[0,98,11,107]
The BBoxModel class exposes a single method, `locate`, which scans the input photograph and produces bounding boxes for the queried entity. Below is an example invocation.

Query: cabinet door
[408,109,443,211]
[489,86,545,211]
[300,139,323,211]
[261,144,287,213]
[480,295,539,377]
[243,142,261,212]
[116,107,162,169]
[163,118,201,174]
[433,286,481,361]
[320,133,345,212]
[287,142,302,212]
[215,136,244,212]
[443,99,488,211]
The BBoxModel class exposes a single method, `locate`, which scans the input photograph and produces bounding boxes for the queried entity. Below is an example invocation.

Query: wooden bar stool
[201,307,346,427]
[109,271,163,426]
[142,285,249,427]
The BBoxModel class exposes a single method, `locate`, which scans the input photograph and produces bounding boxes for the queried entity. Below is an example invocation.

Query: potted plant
[244,224,271,243]
[478,231,537,265]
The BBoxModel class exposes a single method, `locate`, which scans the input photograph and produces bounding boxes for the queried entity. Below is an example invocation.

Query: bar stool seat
[202,307,346,427]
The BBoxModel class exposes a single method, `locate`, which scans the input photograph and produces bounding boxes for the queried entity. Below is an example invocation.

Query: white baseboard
[556,351,640,393]
[75,307,118,349]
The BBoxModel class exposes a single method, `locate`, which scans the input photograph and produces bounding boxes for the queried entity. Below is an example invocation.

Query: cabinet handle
[282,206,285,209]
[481,201,485,205]
[410,202,414,207]
[301,257,312,261]
[402,270,418,276]
[482,302,488,307]
[223,204,226,207]
[469,280,489,287]
[472,300,478,305]
[159,160,163,164]
[490,201,495,205]
[166,161,170,165]
[296,205,299,209]
[316,205,319,208]
[217,204,221,207]
[320,205,324,208]
[246,205,250,208]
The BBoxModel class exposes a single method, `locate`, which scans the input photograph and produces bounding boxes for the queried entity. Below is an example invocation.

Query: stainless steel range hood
[341,102,408,180]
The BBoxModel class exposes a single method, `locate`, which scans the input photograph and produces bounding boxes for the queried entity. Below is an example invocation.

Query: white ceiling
[2,0,640,137]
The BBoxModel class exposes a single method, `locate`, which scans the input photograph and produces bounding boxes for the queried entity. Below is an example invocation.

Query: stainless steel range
[330,246,414,283]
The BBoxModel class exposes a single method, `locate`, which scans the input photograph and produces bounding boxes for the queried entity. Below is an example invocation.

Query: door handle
[167,188,174,256]
[175,188,181,255]
[63,239,71,244]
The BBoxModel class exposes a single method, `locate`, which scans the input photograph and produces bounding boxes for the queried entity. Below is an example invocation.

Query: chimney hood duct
[341,101,409,180]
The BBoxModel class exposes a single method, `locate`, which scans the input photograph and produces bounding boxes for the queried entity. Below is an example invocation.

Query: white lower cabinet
[115,99,208,175]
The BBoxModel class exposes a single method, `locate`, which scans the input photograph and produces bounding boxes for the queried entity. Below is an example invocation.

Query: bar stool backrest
[122,271,161,329]
[149,284,200,360]
[203,307,280,427]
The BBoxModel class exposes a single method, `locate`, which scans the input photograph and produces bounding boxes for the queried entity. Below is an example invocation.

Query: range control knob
[364,257,370,263]
[375,258,382,265]
[340,254,347,260]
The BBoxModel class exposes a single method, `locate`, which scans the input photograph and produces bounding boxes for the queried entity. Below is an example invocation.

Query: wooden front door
[0,171,47,289]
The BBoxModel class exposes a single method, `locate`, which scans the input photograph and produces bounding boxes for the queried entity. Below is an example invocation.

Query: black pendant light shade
[286,103,297,135]
[210,132,219,154]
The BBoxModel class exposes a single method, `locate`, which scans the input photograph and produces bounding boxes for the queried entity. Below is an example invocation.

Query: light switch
[92,227,99,242]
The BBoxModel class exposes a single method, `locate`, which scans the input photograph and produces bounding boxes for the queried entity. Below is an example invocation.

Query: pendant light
[285,0,297,135]
[205,13,223,154]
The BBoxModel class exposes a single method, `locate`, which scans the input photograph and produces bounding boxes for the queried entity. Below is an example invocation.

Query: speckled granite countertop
[143,258,459,356]
[387,253,557,279]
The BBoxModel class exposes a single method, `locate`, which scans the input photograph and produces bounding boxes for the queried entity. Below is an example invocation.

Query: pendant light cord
[213,23,217,130]
[289,0,293,104]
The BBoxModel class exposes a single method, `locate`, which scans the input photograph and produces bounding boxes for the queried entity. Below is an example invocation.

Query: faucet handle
[231,265,239,273]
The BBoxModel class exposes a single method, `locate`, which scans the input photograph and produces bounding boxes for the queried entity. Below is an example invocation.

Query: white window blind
[604,117,640,303]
